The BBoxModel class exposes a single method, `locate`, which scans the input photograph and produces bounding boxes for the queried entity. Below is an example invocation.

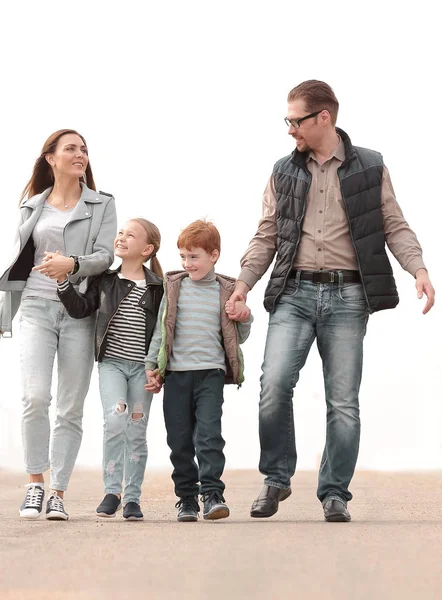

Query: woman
[0,129,117,520]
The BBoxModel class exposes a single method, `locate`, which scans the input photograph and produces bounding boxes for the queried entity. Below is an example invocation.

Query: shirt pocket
[326,185,346,223]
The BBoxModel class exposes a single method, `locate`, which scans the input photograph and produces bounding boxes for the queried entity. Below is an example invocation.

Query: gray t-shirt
[22,202,75,301]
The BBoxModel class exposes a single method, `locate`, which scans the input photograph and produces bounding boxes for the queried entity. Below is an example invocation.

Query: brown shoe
[250,484,291,518]
[323,498,351,522]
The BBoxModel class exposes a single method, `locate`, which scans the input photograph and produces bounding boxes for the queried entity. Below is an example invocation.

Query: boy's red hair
[177,219,221,254]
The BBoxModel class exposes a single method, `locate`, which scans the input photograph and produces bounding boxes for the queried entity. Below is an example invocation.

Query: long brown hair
[131,218,164,279]
[20,129,96,204]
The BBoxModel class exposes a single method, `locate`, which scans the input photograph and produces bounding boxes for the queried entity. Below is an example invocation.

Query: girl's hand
[33,251,75,280]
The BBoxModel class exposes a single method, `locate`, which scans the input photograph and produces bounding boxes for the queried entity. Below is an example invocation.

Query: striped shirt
[105,275,147,363]
[169,273,225,371]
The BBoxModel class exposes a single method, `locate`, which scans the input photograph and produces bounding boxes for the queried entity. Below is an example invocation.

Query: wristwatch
[69,255,80,275]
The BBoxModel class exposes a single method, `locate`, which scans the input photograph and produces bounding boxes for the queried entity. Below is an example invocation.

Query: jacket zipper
[62,212,91,258]
[97,281,162,357]
[2,205,37,280]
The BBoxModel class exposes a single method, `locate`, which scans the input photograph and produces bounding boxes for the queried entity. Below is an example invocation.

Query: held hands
[415,269,435,314]
[32,251,75,283]
[225,292,251,322]
[145,369,163,393]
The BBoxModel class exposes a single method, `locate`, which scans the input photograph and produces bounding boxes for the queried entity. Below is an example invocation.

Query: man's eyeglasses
[284,110,323,129]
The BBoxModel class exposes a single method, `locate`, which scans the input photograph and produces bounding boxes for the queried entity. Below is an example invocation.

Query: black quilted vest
[264,128,399,314]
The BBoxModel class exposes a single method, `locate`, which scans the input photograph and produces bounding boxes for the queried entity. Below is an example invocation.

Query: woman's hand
[32,251,75,280]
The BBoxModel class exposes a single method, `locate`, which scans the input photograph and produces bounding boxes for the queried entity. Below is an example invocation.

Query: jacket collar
[291,127,357,170]
[165,270,236,289]
[106,264,162,285]
[21,183,103,209]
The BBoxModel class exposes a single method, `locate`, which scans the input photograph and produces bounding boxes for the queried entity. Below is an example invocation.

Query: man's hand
[32,251,75,280]
[226,281,251,321]
[415,268,435,314]
[145,368,163,393]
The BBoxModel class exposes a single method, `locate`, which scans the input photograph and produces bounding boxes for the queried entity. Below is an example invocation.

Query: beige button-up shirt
[239,138,425,289]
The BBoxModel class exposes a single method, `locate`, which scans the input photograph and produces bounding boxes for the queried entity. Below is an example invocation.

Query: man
[226,80,435,522]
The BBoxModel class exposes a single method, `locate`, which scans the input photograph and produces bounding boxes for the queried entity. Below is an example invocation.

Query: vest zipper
[272,175,311,312]
[337,167,373,314]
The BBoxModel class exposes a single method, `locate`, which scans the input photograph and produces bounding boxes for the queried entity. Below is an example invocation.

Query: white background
[0,0,440,474]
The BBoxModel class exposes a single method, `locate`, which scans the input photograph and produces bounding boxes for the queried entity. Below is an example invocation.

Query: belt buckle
[329,272,335,283]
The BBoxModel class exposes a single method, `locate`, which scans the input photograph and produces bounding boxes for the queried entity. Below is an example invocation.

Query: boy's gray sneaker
[175,496,199,522]
[19,484,45,520]
[202,490,230,520]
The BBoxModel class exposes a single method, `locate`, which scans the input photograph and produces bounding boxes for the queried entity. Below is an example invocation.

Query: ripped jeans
[98,358,153,504]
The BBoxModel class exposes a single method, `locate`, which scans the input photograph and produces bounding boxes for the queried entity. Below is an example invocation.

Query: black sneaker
[175,496,199,522]
[46,492,69,521]
[123,502,144,521]
[19,484,45,520]
[201,490,230,520]
[96,494,122,518]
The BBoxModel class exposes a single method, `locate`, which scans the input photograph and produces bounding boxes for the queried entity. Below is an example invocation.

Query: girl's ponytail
[149,254,164,279]
[131,217,164,279]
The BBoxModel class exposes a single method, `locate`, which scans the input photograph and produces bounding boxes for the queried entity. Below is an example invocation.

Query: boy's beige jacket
[157,271,245,385]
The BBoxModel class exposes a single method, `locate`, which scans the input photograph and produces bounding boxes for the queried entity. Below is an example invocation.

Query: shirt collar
[308,135,345,164]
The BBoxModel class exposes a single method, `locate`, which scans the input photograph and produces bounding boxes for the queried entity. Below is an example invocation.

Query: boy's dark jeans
[163,369,225,497]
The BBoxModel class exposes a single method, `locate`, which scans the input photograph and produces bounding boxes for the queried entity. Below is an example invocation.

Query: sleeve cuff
[238,268,260,290]
[57,280,70,292]
[244,313,254,325]
[404,258,426,277]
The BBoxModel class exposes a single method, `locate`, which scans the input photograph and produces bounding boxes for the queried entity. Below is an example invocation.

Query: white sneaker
[19,484,45,519]
[46,492,69,521]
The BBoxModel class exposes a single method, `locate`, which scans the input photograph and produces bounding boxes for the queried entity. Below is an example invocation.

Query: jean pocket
[338,283,366,305]
[282,279,300,298]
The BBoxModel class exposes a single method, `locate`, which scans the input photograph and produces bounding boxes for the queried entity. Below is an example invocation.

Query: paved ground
[0,469,441,600]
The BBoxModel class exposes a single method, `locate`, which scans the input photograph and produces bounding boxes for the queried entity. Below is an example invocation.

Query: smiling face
[286,99,328,153]
[46,133,89,180]
[179,246,219,281]
[114,220,154,263]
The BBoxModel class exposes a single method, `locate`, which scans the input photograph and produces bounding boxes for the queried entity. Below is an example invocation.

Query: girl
[0,129,117,520]
[57,218,163,520]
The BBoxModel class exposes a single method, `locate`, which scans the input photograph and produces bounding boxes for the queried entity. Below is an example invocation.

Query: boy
[145,220,252,521]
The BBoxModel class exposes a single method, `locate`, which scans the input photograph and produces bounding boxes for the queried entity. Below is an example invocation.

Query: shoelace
[25,486,44,508]
[47,494,65,513]
[201,490,225,504]
[175,496,199,512]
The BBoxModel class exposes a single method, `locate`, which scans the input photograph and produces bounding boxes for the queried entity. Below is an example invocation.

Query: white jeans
[20,297,95,490]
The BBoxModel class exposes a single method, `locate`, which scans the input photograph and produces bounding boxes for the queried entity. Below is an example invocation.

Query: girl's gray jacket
[0,183,117,337]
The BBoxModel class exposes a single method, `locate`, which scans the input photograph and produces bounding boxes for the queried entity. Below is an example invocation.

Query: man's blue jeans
[259,273,369,503]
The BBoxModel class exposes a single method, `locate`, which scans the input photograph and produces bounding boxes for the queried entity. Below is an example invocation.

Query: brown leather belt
[293,270,361,284]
